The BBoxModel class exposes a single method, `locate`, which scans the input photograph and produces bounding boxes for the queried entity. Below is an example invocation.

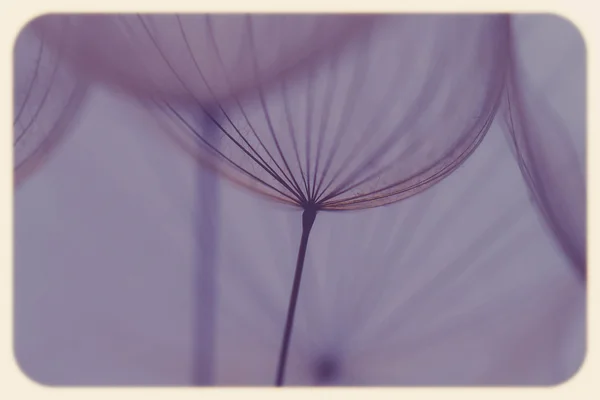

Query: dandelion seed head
[150,15,512,211]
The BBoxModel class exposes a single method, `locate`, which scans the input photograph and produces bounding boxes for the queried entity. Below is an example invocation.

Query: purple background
[13,14,586,386]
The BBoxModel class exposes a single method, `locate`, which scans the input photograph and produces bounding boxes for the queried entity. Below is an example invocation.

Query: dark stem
[275,206,318,386]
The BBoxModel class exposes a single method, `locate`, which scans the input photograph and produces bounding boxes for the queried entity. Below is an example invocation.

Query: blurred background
[13,14,586,386]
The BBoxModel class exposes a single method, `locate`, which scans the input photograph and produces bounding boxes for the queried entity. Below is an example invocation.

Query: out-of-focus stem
[192,110,220,385]
[275,205,318,386]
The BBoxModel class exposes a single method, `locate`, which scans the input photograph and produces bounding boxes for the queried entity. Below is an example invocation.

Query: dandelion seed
[500,15,586,281]
[13,23,88,185]
[149,14,511,385]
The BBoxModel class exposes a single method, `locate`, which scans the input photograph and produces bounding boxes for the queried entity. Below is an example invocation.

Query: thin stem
[275,206,318,386]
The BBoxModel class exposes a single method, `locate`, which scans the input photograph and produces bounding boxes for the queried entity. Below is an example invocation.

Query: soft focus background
[13,14,586,385]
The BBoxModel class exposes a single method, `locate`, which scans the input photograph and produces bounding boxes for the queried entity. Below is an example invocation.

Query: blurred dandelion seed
[500,16,586,281]
[13,23,88,185]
